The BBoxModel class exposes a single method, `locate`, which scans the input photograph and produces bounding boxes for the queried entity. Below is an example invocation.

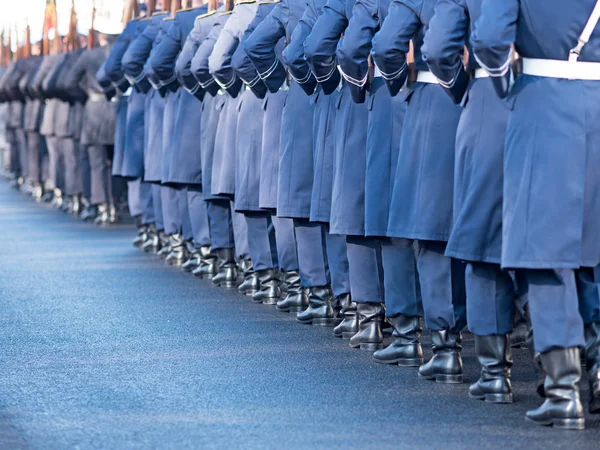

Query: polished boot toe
[525,347,585,430]
[165,234,187,267]
[468,335,513,403]
[418,329,463,384]
[239,272,259,296]
[372,315,423,365]
[182,250,202,272]
[211,248,238,288]
[276,272,305,313]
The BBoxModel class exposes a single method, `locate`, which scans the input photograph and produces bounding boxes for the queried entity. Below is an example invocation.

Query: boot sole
[373,357,424,367]
[341,331,357,340]
[213,281,238,288]
[468,392,513,404]
[418,373,463,384]
[277,306,303,313]
[525,416,585,430]
[262,298,279,306]
[312,318,336,327]
[350,342,384,351]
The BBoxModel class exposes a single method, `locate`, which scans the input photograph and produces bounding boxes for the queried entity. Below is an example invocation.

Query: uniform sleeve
[191,22,224,97]
[209,10,244,97]
[422,0,469,103]
[336,0,378,103]
[471,0,518,98]
[96,61,118,101]
[123,22,159,93]
[150,20,182,92]
[371,0,420,96]
[304,0,348,95]
[175,19,206,101]
[281,0,319,96]
[245,2,288,93]
[232,6,272,99]
[62,51,90,103]
[104,23,135,93]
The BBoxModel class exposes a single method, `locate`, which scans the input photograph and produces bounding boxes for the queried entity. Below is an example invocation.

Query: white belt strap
[474,68,490,79]
[416,71,439,84]
[522,57,600,80]
[570,0,600,62]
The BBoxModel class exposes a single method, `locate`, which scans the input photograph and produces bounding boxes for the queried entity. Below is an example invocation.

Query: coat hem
[386,229,450,242]
[444,248,501,264]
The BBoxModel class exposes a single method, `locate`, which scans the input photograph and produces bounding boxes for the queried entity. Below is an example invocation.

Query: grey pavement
[0,182,599,449]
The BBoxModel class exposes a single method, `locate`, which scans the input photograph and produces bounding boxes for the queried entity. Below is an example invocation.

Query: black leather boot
[31,183,43,202]
[50,188,64,209]
[80,203,97,222]
[94,203,109,225]
[238,259,259,296]
[69,195,82,216]
[469,334,513,403]
[332,294,358,339]
[373,314,423,366]
[192,246,219,279]
[144,228,163,254]
[584,322,600,414]
[276,271,307,313]
[107,203,119,224]
[211,248,238,288]
[132,222,149,248]
[296,286,336,326]
[526,347,585,430]
[349,303,385,351]
[182,246,202,273]
[418,329,463,384]
[252,269,282,305]
[165,234,187,267]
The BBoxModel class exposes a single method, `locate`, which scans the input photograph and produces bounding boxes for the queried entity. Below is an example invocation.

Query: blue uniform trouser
[346,236,384,304]
[325,228,351,297]
[127,179,142,218]
[80,144,91,201]
[139,181,155,225]
[88,145,112,205]
[381,238,422,317]
[416,240,466,333]
[151,184,164,231]
[206,199,235,250]
[245,211,278,271]
[177,187,193,241]
[161,185,180,236]
[293,219,330,288]
[232,204,249,260]
[271,215,299,272]
[186,185,211,248]
[527,268,588,353]
[466,262,515,336]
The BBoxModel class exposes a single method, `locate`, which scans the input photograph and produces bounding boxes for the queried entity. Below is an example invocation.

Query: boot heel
[484,393,513,404]
[359,342,384,351]
[397,357,424,367]
[552,418,585,430]
[312,318,336,327]
[435,373,463,384]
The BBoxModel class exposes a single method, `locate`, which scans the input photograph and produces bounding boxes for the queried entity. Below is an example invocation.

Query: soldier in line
[123,5,172,253]
[372,0,467,383]
[281,0,353,334]
[472,0,600,430]
[336,0,423,364]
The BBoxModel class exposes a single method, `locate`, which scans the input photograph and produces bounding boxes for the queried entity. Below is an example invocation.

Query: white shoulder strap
[570,0,600,61]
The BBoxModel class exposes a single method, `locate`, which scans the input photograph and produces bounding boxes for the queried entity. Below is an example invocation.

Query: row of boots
[131,223,600,431]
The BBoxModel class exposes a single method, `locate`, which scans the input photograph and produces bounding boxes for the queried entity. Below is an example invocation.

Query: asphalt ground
[0,182,598,449]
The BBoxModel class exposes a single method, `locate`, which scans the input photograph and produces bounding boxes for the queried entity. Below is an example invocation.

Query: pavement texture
[0,181,599,450]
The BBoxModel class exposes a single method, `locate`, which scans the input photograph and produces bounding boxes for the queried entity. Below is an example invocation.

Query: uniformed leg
[465,262,516,403]
[271,214,303,312]
[245,211,280,304]
[142,184,165,254]
[88,144,110,206]
[346,236,386,350]
[206,200,239,288]
[163,187,191,267]
[232,205,249,260]
[206,199,235,250]
[576,266,600,413]
[417,240,466,384]
[525,268,585,429]
[293,219,334,326]
[180,185,211,272]
[161,185,181,236]
[139,181,155,226]
[16,129,28,183]
[27,132,42,199]
[326,230,355,338]
[127,178,143,218]
[178,187,193,242]
[373,237,424,364]
[45,136,59,191]
[78,143,96,221]
[152,184,164,231]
